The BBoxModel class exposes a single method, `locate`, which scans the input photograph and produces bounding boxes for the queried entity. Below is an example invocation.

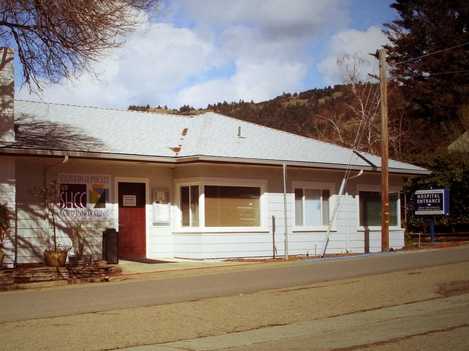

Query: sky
[17,0,397,109]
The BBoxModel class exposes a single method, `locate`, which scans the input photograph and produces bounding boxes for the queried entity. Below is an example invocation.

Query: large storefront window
[359,191,398,227]
[205,186,260,227]
[295,188,330,226]
[179,184,261,228]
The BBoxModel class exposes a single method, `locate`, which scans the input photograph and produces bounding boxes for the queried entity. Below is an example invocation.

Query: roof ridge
[14,99,196,118]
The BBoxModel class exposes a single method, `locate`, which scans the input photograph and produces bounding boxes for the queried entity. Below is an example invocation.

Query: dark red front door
[118,182,146,259]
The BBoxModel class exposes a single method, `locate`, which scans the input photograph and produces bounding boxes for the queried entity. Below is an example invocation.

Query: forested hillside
[208,85,463,164]
[129,82,462,165]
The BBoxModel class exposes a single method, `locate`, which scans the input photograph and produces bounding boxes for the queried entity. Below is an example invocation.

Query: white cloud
[176,0,347,38]
[18,1,356,109]
[317,26,389,85]
[172,25,310,107]
[220,25,306,63]
[19,19,219,108]
[170,0,348,107]
[176,60,307,107]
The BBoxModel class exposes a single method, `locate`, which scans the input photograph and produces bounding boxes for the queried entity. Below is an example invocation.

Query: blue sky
[18,0,397,108]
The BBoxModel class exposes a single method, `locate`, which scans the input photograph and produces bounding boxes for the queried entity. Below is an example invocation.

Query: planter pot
[94,260,107,268]
[44,249,69,267]
[68,255,92,267]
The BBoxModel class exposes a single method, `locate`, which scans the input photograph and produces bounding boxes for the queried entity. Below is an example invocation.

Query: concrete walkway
[117,258,253,275]
[116,244,469,276]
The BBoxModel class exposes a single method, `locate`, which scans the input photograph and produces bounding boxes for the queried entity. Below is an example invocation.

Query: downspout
[282,163,288,260]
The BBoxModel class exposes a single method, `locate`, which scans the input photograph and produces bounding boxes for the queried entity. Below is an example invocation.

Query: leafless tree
[337,54,382,155]
[315,112,346,144]
[0,0,158,89]
[330,54,410,159]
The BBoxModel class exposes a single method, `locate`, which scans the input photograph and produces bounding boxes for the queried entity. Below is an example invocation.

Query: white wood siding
[12,160,405,262]
[0,157,15,266]
[14,158,175,263]
[171,165,405,259]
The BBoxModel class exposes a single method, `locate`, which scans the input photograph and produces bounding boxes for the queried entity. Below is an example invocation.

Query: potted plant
[68,222,91,266]
[0,203,12,268]
[35,181,70,267]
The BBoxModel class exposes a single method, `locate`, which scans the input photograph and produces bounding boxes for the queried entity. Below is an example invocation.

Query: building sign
[58,174,111,218]
[414,189,449,216]
[59,184,87,208]
[122,195,137,207]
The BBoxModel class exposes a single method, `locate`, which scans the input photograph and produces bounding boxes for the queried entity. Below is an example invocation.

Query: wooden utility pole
[379,49,390,251]
[282,163,289,260]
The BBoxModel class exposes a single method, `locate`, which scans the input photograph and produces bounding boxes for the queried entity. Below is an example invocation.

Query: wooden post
[379,49,389,252]
[364,196,370,254]
[272,216,276,259]
[282,163,289,260]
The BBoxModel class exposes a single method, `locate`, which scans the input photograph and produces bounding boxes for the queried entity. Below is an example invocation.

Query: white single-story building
[0,48,429,266]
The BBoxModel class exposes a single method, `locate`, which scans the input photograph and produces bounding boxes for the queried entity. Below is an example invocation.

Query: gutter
[0,147,177,164]
[177,155,431,176]
[0,147,431,176]
[353,150,377,169]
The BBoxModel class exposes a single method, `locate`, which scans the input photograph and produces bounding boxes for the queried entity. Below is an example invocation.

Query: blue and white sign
[414,189,450,216]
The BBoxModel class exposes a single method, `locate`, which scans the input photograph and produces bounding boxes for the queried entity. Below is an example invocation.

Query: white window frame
[179,184,200,227]
[356,184,402,231]
[174,177,268,233]
[292,181,335,232]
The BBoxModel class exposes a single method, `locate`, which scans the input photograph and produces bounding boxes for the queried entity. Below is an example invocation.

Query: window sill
[357,226,402,231]
[292,226,336,233]
[174,227,270,234]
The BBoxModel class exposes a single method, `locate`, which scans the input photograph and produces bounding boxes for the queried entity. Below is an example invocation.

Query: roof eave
[0,147,176,164]
[0,148,431,175]
[175,155,431,175]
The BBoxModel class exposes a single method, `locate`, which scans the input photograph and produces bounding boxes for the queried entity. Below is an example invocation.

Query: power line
[394,41,469,66]
[424,70,469,77]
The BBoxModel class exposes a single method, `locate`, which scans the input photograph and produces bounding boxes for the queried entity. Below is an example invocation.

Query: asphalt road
[1,245,469,323]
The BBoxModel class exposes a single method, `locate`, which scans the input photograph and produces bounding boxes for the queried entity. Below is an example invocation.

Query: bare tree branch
[0,0,158,89]
[316,113,345,144]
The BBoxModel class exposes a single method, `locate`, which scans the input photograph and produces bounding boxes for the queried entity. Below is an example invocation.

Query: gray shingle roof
[10,100,428,174]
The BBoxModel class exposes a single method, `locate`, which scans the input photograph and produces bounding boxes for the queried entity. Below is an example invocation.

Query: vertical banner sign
[58,174,111,218]
[414,189,450,216]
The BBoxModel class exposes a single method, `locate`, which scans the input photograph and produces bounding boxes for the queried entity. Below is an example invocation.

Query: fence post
[272,216,276,259]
